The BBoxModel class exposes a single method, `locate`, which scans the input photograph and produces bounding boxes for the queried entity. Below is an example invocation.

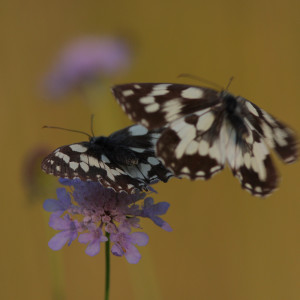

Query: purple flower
[44,36,132,98]
[48,213,79,250]
[78,228,108,256]
[141,197,172,232]
[111,225,149,264]
[44,179,171,264]
[43,188,72,216]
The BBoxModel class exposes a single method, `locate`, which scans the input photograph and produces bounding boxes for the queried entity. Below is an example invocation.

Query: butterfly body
[42,124,173,193]
[112,83,298,197]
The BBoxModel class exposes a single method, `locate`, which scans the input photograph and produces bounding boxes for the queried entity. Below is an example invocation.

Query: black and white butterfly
[112,83,298,197]
[41,124,173,194]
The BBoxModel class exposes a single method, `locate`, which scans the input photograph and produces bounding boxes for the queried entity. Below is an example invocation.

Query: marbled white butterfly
[41,124,173,194]
[112,83,298,197]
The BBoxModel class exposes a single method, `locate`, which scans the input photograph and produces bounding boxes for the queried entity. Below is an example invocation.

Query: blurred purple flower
[44,36,132,98]
[44,179,171,264]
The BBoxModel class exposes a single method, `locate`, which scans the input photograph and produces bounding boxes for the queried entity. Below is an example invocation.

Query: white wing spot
[210,165,221,173]
[128,125,148,136]
[149,89,169,96]
[101,155,110,163]
[245,132,254,144]
[243,152,251,169]
[153,84,171,90]
[134,84,141,89]
[147,157,160,165]
[196,112,215,131]
[255,186,262,193]
[122,90,134,96]
[129,147,144,153]
[145,103,160,113]
[69,162,79,170]
[62,154,70,163]
[274,128,288,146]
[261,110,277,126]
[175,124,196,159]
[80,162,89,172]
[162,99,182,122]
[56,166,61,172]
[140,119,150,127]
[181,87,204,99]
[198,140,209,156]
[196,170,205,177]
[185,140,198,155]
[88,156,100,168]
[139,163,152,176]
[245,101,259,116]
[111,169,121,176]
[181,166,190,173]
[70,144,88,153]
[140,96,155,104]
[261,122,275,148]
[245,183,252,190]
[80,154,89,164]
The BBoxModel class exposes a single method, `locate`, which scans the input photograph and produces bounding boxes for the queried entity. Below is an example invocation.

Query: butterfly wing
[113,83,298,197]
[156,107,226,180]
[108,124,173,184]
[237,97,298,164]
[156,108,279,197]
[41,124,173,194]
[222,118,279,197]
[41,142,148,194]
[112,83,220,129]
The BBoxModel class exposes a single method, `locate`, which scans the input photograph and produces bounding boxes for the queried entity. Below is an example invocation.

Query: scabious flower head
[44,36,132,98]
[44,179,171,264]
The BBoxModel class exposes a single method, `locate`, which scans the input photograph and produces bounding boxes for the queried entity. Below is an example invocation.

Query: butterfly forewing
[112,83,298,197]
[42,125,173,193]
[112,83,220,130]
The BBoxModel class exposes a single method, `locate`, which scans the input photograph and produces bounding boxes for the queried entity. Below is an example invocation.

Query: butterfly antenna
[43,126,92,139]
[178,73,224,90]
[90,114,95,138]
[225,76,234,92]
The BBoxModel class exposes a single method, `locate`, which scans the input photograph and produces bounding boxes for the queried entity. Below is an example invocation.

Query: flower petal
[43,199,63,212]
[48,230,77,250]
[124,244,142,264]
[85,239,101,256]
[111,244,124,256]
[78,232,94,244]
[129,232,149,246]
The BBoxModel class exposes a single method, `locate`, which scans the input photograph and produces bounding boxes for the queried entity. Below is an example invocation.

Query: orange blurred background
[1,0,300,299]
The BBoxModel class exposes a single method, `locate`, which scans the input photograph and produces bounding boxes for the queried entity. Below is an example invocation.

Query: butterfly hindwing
[156,107,225,180]
[222,118,279,196]
[108,125,173,184]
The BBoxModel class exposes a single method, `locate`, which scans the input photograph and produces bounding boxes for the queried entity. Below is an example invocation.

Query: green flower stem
[105,232,110,300]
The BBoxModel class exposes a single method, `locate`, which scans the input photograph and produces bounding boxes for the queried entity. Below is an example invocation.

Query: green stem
[105,232,110,300]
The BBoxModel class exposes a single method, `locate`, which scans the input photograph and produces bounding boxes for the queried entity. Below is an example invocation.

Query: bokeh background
[1,0,300,299]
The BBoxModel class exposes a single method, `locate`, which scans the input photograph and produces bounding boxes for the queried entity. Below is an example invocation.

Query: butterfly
[41,124,173,194]
[112,83,298,197]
